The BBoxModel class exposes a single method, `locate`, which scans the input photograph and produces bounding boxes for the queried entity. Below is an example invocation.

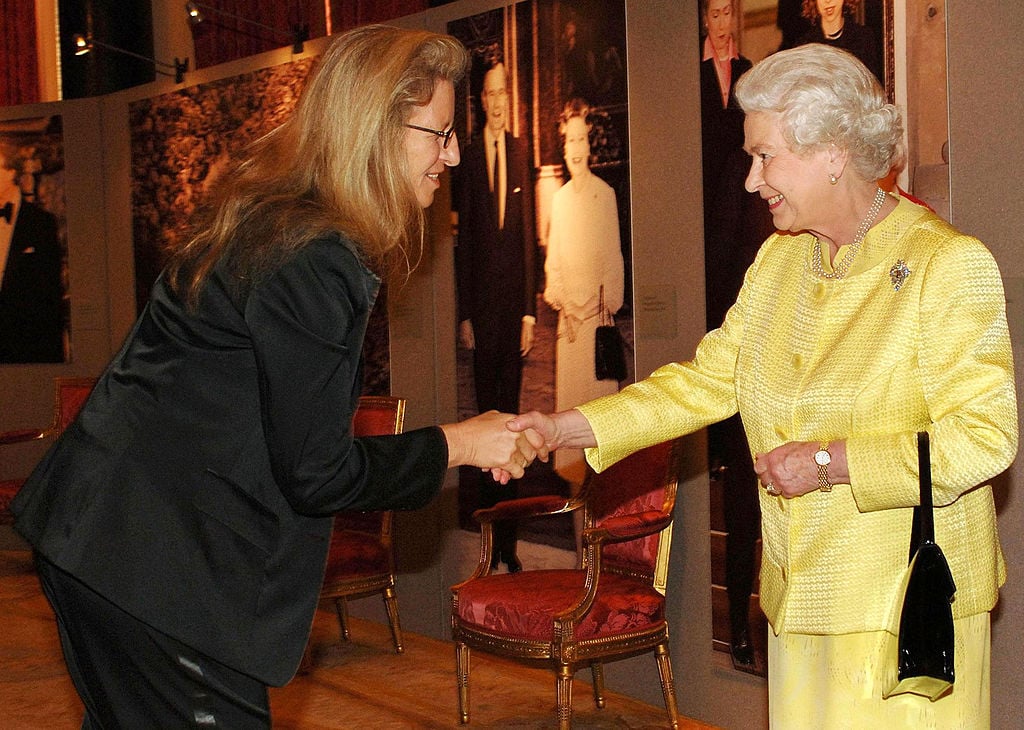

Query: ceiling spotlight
[70,32,190,84]
[185,1,203,25]
[72,33,93,56]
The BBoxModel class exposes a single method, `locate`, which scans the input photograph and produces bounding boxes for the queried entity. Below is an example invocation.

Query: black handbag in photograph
[594,285,627,382]
[882,431,956,701]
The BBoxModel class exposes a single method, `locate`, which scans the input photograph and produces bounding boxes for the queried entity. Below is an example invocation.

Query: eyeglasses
[405,123,457,149]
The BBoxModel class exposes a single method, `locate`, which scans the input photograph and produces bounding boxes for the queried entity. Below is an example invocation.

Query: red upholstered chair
[0,377,96,526]
[450,439,683,729]
[305,395,407,665]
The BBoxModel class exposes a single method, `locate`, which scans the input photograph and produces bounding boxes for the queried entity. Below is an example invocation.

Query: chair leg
[334,597,350,641]
[455,641,471,724]
[590,662,606,709]
[383,586,404,654]
[655,642,679,729]
[556,663,574,730]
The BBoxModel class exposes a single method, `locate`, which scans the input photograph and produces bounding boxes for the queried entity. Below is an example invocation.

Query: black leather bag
[883,431,956,701]
[594,286,626,382]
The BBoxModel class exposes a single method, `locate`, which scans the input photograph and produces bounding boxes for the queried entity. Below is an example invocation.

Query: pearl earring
[828,173,838,185]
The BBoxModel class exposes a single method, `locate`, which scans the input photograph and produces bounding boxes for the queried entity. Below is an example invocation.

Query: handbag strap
[599,285,611,326]
[909,431,934,561]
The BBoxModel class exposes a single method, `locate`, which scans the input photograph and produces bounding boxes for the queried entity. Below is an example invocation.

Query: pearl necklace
[824,24,844,40]
[811,187,886,280]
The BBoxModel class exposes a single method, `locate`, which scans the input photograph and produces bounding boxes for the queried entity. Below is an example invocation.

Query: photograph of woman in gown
[543,98,624,488]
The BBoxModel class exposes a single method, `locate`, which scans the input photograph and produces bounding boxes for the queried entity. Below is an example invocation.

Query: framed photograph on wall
[0,115,68,364]
[702,0,894,677]
[448,0,632,561]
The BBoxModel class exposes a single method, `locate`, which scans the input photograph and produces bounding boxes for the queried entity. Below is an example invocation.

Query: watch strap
[816,442,833,492]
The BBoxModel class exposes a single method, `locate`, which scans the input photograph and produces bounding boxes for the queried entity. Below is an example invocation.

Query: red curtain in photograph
[190,0,326,69]
[329,0,428,32]
[0,0,41,106]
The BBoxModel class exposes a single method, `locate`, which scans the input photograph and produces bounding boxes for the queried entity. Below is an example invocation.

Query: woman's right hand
[440,411,548,484]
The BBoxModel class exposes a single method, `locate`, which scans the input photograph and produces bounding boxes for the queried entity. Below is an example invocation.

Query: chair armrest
[472,494,582,525]
[582,510,672,546]
[0,426,53,446]
[452,495,585,586]
[550,511,674,629]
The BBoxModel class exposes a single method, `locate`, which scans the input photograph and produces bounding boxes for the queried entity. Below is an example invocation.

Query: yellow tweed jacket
[579,197,1017,636]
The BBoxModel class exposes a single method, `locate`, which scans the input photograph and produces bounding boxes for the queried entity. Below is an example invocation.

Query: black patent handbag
[594,285,627,382]
[883,431,956,701]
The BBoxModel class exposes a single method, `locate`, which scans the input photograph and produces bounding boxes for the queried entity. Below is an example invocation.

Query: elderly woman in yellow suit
[510,43,1016,728]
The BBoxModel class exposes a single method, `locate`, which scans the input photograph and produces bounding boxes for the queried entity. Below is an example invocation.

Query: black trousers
[35,555,271,729]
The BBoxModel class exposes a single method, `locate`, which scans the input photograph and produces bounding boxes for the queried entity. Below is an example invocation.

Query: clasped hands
[442,411,550,485]
[446,408,597,483]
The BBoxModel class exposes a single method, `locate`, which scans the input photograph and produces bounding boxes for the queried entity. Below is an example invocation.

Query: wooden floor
[0,548,717,729]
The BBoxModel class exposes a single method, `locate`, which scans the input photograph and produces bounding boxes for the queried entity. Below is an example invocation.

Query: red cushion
[455,569,664,641]
[322,529,390,581]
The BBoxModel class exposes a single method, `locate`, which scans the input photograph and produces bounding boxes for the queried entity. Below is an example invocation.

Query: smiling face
[704,0,735,55]
[562,115,591,180]
[816,0,842,22]
[743,111,832,236]
[404,79,459,209]
[481,64,509,135]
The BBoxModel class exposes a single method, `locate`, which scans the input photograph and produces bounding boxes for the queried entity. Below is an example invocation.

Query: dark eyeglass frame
[406,123,457,149]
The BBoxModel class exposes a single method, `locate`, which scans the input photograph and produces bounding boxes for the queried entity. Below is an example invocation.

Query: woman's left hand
[753,440,847,498]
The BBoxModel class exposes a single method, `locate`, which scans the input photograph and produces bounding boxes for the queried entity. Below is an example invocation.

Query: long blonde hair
[167,25,467,307]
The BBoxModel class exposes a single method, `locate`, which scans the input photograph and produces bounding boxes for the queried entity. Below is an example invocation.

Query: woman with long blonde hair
[14,25,542,727]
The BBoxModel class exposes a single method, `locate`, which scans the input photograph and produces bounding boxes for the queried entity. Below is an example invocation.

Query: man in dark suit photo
[455,60,537,572]
[0,144,65,363]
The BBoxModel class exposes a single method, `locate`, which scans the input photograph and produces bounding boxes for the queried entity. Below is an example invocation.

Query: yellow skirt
[768,613,990,729]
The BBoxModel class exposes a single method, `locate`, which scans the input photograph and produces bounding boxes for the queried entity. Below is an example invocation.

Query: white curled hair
[734,43,905,180]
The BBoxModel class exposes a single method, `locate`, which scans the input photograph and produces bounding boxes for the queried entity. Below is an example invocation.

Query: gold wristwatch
[813,442,833,492]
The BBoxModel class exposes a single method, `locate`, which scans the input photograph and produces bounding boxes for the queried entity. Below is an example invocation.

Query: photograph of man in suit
[0,144,65,363]
[455,61,537,573]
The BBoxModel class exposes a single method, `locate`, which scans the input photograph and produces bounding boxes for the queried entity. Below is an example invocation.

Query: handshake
[441,409,583,484]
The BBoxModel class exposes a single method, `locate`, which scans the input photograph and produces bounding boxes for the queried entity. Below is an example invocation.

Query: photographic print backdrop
[0,115,68,364]
[449,0,631,547]
[703,0,894,677]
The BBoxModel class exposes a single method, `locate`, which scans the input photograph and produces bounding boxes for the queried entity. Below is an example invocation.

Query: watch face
[814,449,831,466]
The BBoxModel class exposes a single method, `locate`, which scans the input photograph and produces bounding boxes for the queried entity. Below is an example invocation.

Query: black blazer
[799,22,883,84]
[455,130,536,358]
[0,200,63,362]
[13,233,448,685]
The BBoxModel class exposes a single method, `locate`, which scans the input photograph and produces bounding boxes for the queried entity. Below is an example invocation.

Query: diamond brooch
[889,260,911,291]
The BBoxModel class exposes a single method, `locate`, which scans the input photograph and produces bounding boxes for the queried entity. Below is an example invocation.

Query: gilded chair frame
[451,439,682,729]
